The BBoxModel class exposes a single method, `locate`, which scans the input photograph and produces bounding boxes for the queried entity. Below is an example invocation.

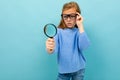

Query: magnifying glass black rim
[44,23,57,38]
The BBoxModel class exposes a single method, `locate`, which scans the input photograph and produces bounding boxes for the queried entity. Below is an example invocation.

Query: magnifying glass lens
[45,25,56,37]
[44,24,57,38]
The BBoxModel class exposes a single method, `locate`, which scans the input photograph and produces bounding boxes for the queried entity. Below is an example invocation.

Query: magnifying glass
[44,23,57,38]
[44,23,57,51]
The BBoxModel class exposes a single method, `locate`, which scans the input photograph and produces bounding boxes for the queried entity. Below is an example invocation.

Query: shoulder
[57,28,64,33]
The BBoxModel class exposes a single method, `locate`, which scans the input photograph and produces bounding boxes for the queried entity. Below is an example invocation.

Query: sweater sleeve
[78,32,90,51]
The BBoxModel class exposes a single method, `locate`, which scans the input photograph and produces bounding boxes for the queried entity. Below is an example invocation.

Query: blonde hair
[58,1,81,29]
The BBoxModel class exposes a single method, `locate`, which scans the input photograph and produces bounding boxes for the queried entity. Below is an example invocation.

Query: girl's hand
[46,38,55,53]
[76,12,83,27]
[76,12,84,33]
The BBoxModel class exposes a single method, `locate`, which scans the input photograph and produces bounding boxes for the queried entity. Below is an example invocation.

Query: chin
[67,26,74,28]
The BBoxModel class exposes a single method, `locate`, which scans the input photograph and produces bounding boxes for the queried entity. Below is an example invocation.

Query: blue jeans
[57,69,85,80]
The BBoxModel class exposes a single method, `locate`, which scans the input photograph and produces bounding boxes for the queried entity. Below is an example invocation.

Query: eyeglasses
[61,13,78,20]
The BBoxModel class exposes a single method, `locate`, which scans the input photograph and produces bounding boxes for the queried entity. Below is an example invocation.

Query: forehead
[63,8,76,14]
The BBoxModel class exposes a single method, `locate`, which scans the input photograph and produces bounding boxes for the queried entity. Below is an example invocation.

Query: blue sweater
[53,27,90,73]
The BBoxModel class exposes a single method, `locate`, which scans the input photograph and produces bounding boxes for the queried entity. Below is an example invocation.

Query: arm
[76,12,84,33]
[76,12,90,50]
[78,32,90,50]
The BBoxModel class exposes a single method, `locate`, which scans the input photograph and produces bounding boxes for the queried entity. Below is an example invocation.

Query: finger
[76,16,81,21]
[48,44,55,48]
[47,45,55,49]
[48,42,55,45]
[48,38,54,42]
[46,41,54,48]
[76,12,80,15]
[77,15,83,21]
[76,12,81,20]
[47,40,55,45]
[77,17,81,21]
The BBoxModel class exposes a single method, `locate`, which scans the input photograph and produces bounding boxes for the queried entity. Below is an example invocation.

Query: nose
[66,17,71,21]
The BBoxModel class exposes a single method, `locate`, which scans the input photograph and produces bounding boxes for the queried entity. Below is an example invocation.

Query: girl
[46,1,90,80]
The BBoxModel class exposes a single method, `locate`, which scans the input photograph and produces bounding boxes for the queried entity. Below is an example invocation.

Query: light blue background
[0,0,120,80]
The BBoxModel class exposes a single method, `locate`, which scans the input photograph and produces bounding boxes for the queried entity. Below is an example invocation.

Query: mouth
[66,23,72,26]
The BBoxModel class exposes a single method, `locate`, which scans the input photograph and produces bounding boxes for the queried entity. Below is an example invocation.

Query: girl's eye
[63,16,68,18]
[70,16,76,18]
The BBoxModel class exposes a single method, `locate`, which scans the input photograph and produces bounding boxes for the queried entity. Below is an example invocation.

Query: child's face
[62,8,77,28]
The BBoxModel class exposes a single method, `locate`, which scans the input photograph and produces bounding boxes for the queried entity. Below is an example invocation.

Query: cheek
[63,20,76,27]
[63,20,67,25]
[74,20,76,23]
[72,20,76,25]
